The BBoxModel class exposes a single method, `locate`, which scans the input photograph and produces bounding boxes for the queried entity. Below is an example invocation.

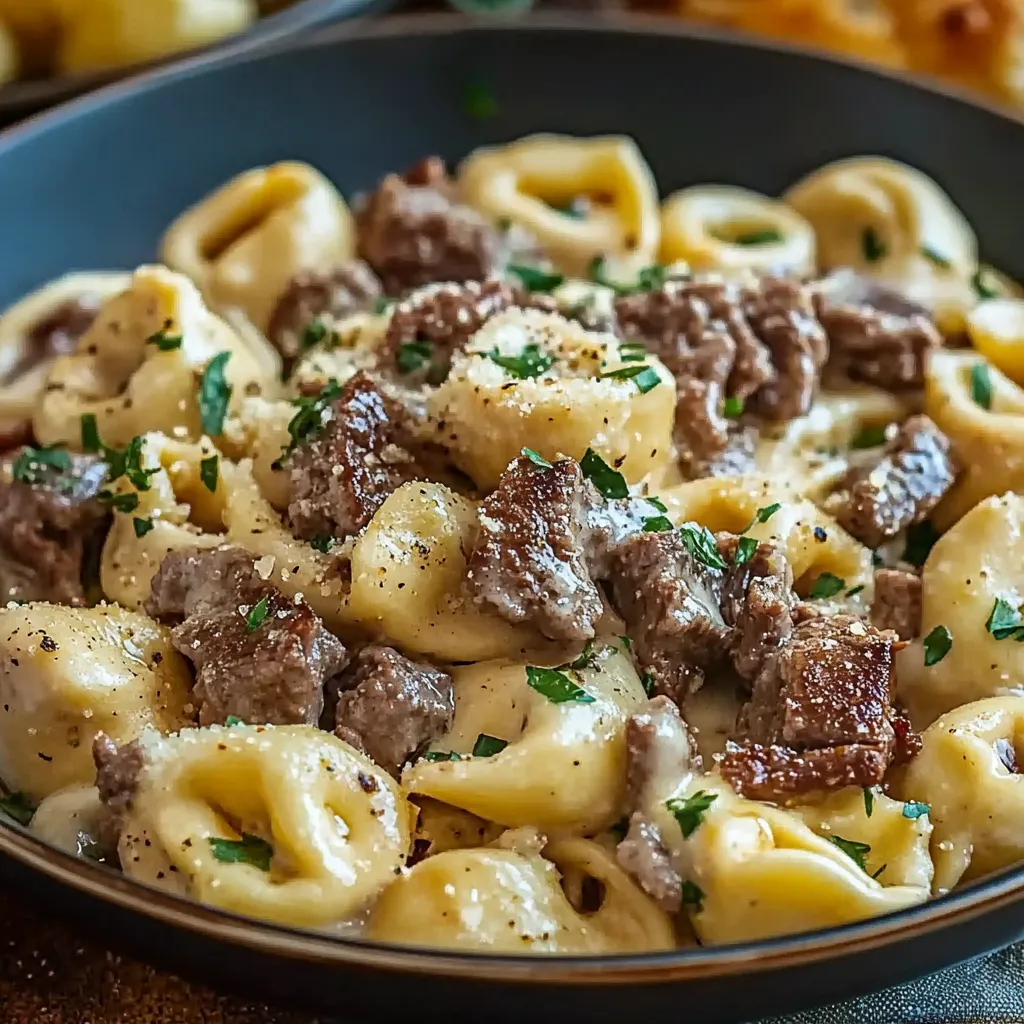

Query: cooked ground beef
[465,454,603,642]
[721,615,914,801]
[815,270,942,390]
[146,546,347,727]
[581,483,654,579]
[334,644,454,775]
[92,733,145,815]
[287,372,420,542]
[835,415,957,548]
[617,815,682,914]
[266,262,383,363]
[685,422,759,481]
[0,450,108,605]
[871,568,922,640]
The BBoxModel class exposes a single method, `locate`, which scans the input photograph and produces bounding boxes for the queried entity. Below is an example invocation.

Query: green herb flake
[846,584,866,598]
[275,378,343,466]
[0,791,35,827]
[641,670,655,696]
[971,266,1001,300]
[520,447,553,469]
[863,788,875,818]
[487,344,556,380]
[732,229,784,246]
[680,879,705,912]
[600,363,661,394]
[809,572,846,600]
[618,634,633,652]
[971,362,993,410]
[642,515,674,533]
[463,81,497,119]
[923,624,953,666]
[208,833,273,871]
[80,413,101,453]
[580,447,629,499]
[300,318,328,351]
[397,340,433,375]
[224,715,245,727]
[619,342,647,363]
[851,424,889,449]
[861,226,887,263]
[104,435,157,492]
[374,297,394,315]
[635,264,667,291]
[679,524,728,570]
[646,496,668,513]
[245,594,270,633]
[132,517,154,538]
[422,750,463,762]
[829,834,871,871]
[146,326,183,351]
[11,446,71,486]
[472,734,508,758]
[902,801,930,820]
[525,665,595,705]
[986,597,1022,640]
[562,640,598,671]
[310,535,334,554]
[508,264,564,293]
[752,502,782,525]
[921,245,952,269]
[98,490,139,514]
[666,790,718,839]
[200,455,219,493]
[734,536,758,567]
[903,520,938,567]
[723,396,744,419]
[198,352,232,437]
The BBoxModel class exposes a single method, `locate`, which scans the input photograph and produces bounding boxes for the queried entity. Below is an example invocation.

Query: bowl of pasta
[0,11,1023,1023]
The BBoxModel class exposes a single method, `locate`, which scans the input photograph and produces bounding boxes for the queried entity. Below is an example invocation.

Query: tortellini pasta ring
[457,134,661,277]
[659,184,816,276]
[966,297,1024,386]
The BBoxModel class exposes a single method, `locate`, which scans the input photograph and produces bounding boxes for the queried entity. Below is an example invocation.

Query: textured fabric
[769,944,1024,1024]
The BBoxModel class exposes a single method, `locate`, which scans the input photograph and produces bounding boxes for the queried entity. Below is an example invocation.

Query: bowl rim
[2,9,1024,981]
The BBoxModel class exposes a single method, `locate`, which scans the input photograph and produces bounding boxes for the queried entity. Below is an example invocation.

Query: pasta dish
[0,136,1022,954]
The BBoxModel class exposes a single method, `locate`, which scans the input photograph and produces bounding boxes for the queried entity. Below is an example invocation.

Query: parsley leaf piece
[642,515,673,533]
[11,446,70,485]
[680,879,705,911]
[472,734,508,758]
[132,517,153,538]
[923,624,953,666]
[921,245,952,269]
[562,640,599,671]
[103,435,156,491]
[732,229,783,246]
[986,597,1022,640]
[619,342,647,363]
[275,378,343,466]
[863,788,875,818]
[600,364,661,394]
[829,834,871,871]
[971,362,993,410]
[666,790,718,838]
[589,256,666,296]
[646,496,668,513]
[208,833,273,871]
[300,319,328,351]
[508,264,564,293]
[846,584,866,598]
[635,264,667,291]
[525,665,595,704]
[198,352,232,437]
[98,490,139,514]
[580,447,628,499]
[463,80,497,119]
[397,340,432,375]
[487,344,555,380]
[422,750,462,762]
[723,396,744,419]
[902,801,930,820]
[680,524,728,570]
[851,424,889,449]
[861,226,887,263]
[80,413,101,453]
[972,266,1001,300]
[146,327,183,351]
[734,535,758,566]
[903,520,938,568]
[809,572,845,600]
[310,535,334,554]
[200,455,219,494]
[0,791,35,827]
[374,297,394,315]
[752,502,782,525]
[521,447,552,468]
[245,595,270,632]
[618,634,633,652]
[224,715,245,727]
[641,670,655,696]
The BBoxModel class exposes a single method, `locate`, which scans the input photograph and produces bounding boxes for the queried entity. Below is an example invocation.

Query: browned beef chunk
[0,450,108,605]
[605,530,729,702]
[835,415,957,548]
[523,291,620,335]
[618,816,682,913]
[465,455,603,642]
[93,733,145,815]
[286,372,419,542]
[334,645,454,775]
[686,423,759,480]
[721,615,914,801]
[266,262,383,363]
[146,547,348,727]
[815,270,941,390]
[718,537,796,682]
[871,568,922,640]
[357,160,503,295]
[581,483,655,579]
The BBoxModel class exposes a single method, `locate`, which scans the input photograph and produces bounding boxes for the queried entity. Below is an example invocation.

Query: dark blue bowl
[0,14,1022,1023]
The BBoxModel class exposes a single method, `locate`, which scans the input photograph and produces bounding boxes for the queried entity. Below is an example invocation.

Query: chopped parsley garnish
[923,624,952,666]
[646,496,668,513]
[310,535,334,554]
[245,595,270,633]
[396,340,433,376]
[588,257,667,296]
[641,670,655,696]
[198,352,232,437]
[422,750,463,762]
[643,515,674,533]
[472,734,508,758]
[132,517,154,538]
[921,245,952,269]
[525,665,595,704]
[146,327,183,351]
[0,791,35,827]
[680,879,705,911]
[851,424,889,449]
[487,344,555,380]
[666,790,717,838]
[98,490,139,513]
[104,436,157,492]
[561,640,599,671]
[619,342,647,363]
[986,597,1023,640]
[809,572,845,600]
[600,364,661,394]
[521,447,553,469]
[863,788,875,818]
[507,264,564,293]
[225,715,245,727]
[971,266,1001,300]
[11,446,70,485]
[463,80,497,119]
[970,362,993,410]
[903,520,938,567]
[750,502,781,526]
[732,229,783,246]
[208,833,273,871]
[618,634,633,651]
[635,264,668,291]
[723,396,744,419]
[861,226,887,263]
[846,584,865,598]
[580,447,628,499]
[902,801,930,820]
[734,536,758,566]
[274,378,343,466]
[80,413,101,453]
[200,455,219,493]
[829,834,871,871]
[374,297,394,315]
[680,524,728,570]
[300,318,328,350]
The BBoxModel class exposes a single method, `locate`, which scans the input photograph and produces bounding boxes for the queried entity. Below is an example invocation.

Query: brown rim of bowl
[2,9,1024,982]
